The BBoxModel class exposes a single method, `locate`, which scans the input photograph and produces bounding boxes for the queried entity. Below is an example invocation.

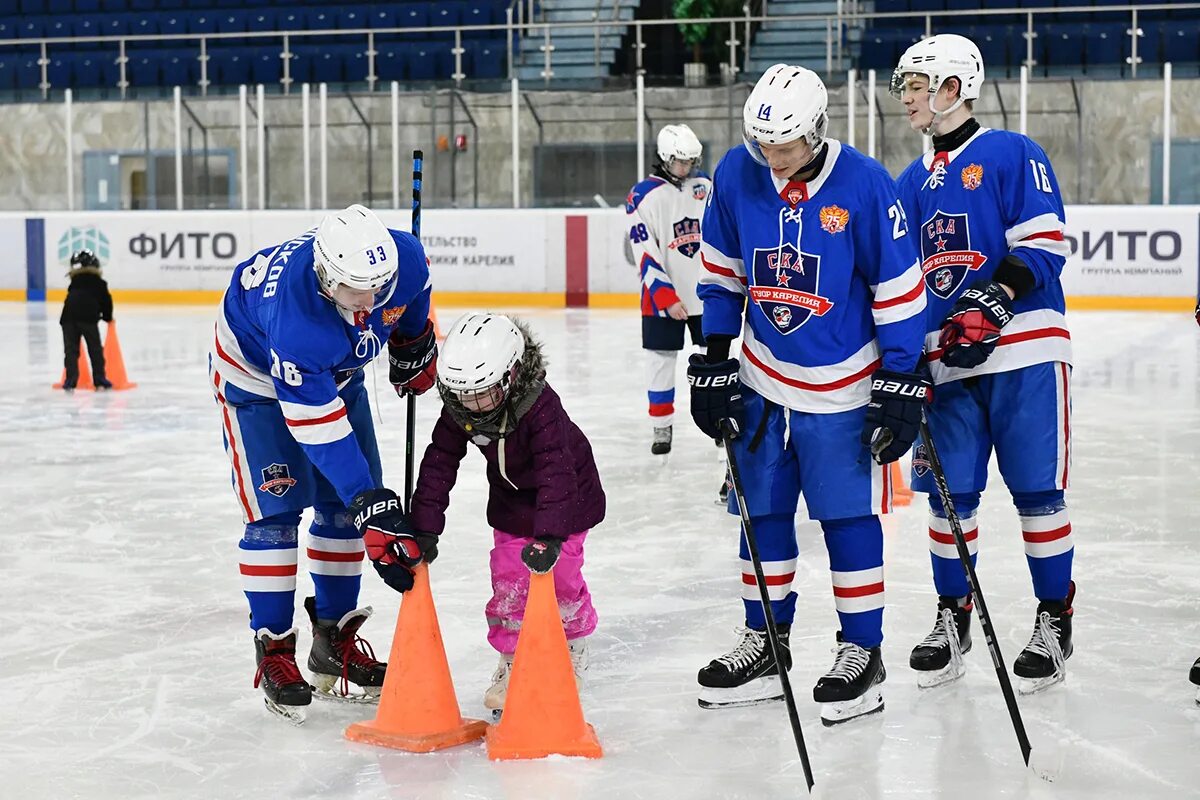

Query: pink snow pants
[485,528,597,654]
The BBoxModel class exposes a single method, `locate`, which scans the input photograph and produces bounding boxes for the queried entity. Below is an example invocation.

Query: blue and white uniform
[896,125,1075,602]
[700,139,926,647]
[211,226,431,633]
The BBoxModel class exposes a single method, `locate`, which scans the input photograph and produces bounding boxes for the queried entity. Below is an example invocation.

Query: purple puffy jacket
[410,381,605,539]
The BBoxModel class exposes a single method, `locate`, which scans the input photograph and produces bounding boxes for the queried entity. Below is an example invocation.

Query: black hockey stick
[721,422,815,792]
[404,149,423,513]
[918,414,1033,767]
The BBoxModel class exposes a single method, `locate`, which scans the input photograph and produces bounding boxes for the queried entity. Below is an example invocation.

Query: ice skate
[253,627,312,725]
[304,596,387,704]
[909,595,973,689]
[484,653,514,719]
[814,633,885,726]
[94,378,113,390]
[1190,656,1200,706]
[651,425,673,455]
[697,625,790,709]
[1014,581,1074,695]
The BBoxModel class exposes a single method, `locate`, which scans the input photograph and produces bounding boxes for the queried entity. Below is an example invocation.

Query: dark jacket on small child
[60,267,113,325]
[410,321,605,540]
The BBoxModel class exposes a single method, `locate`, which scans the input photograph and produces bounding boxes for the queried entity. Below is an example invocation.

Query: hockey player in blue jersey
[687,64,929,725]
[892,35,1076,694]
[210,204,440,723]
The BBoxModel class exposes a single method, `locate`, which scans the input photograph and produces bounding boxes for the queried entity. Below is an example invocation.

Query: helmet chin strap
[924,78,967,136]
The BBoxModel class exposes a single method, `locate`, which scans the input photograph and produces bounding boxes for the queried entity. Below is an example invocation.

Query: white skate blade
[698,675,784,709]
[819,687,884,726]
[916,661,967,689]
[1018,670,1065,696]
[264,698,307,726]
[310,673,381,704]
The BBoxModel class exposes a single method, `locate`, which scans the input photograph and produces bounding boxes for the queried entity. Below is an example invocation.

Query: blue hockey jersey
[699,139,927,413]
[211,226,431,505]
[896,127,1071,385]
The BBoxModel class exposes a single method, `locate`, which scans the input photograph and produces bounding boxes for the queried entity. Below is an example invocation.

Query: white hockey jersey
[625,173,713,317]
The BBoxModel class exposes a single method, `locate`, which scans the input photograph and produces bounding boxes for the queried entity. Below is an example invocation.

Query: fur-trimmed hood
[67,266,103,279]
[438,316,548,439]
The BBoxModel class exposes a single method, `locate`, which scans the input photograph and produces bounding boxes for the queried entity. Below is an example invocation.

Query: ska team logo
[57,226,110,268]
[920,209,988,301]
[749,243,835,335]
[259,463,297,497]
[669,217,702,258]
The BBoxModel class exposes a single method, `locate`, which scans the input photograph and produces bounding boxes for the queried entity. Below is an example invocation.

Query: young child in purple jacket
[409,312,606,714]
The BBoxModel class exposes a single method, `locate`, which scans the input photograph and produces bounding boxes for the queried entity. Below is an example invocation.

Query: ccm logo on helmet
[689,374,739,389]
[353,498,401,529]
[871,379,928,400]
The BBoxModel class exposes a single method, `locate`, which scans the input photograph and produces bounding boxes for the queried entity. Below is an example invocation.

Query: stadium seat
[338,5,370,31]
[1041,23,1085,76]
[0,56,15,92]
[968,25,1011,77]
[47,54,70,87]
[128,53,158,88]
[19,0,46,13]
[274,9,306,32]
[250,46,283,85]
[75,0,101,9]
[375,45,405,81]
[99,0,126,11]
[16,56,41,91]
[215,10,249,46]
[127,15,158,38]
[186,14,218,36]
[72,51,118,88]
[1084,23,1128,74]
[161,52,195,87]
[44,16,69,39]
[471,41,505,79]
[209,47,250,86]
[246,10,277,37]
[159,16,186,40]
[462,4,495,37]
[17,17,46,39]
[1162,23,1199,66]
[399,3,432,29]
[431,3,463,29]
[406,42,452,81]
[342,46,369,82]
[368,6,397,29]
[47,0,70,14]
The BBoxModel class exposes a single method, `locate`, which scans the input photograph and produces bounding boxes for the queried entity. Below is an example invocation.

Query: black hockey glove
[349,488,439,593]
[862,369,931,465]
[521,537,563,574]
[388,319,438,397]
[938,280,1014,369]
[687,354,745,441]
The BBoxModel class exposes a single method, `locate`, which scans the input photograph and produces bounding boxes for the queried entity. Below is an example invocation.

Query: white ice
[2,302,1199,799]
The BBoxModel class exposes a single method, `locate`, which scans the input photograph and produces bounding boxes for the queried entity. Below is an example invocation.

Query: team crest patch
[819,205,849,234]
[912,444,930,478]
[381,306,407,326]
[259,463,297,497]
[750,243,834,334]
[692,182,708,201]
[961,163,984,191]
[920,209,988,300]
[669,217,702,258]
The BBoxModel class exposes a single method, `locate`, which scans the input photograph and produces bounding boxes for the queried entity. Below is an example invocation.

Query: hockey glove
[388,319,438,396]
[861,368,931,465]
[521,537,563,574]
[349,488,439,594]
[687,354,745,441]
[938,280,1014,369]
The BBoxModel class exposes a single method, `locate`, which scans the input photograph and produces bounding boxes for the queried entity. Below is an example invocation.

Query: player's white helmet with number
[657,124,703,170]
[890,34,985,117]
[742,64,828,166]
[437,313,526,418]
[313,204,399,296]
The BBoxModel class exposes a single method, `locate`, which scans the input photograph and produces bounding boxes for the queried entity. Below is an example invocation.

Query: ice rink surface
[2,302,1199,800]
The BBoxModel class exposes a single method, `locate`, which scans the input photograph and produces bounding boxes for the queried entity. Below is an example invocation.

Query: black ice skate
[651,425,673,455]
[813,632,886,726]
[304,596,387,704]
[1190,657,1200,706]
[254,627,312,725]
[909,595,973,689]
[697,625,790,709]
[1014,581,1075,695]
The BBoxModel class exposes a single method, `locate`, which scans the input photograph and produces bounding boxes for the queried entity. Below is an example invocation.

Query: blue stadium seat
[127,15,158,38]
[47,0,71,14]
[288,44,318,84]
[338,5,370,31]
[342,46,370,82]
[406,42,451,81]
[215,10,249,46]
[73,51,118,88]
[1135,24,1161,71]
[19,0,47,13]
[1041,23,1085,76]
[17,17,46,39]
[213,0,244,7]
[274,9,306,31]
[128,53,158,88]
[16,56,41,91]
[470,41,504,79]
[431,3,462,29]
[246,10,277,36]
[186,13,218,36]
[0,56,15,92]
[461,4,493,34]
[250,46,282,84]
[44,16,70,39]
[313,48,346,83]
[399,3,432,29]
[0,0,21,12]
[159,15,186,40]
[0,20,13,41]
[71,18,99,41]
[158,0,185,8]
[1089,0,1130,24]
[908,0,944,12]
[968,25,1011,76]
[127,0,155,9]
[98,15,126,37]
[75,0,101,9]
[368,6,396,29]
[209,47,250,85]
[375,45,405,81]
[47,54,70,87]
[99,0,126,11]
[307,9,334,31]
[1084,23,1128,74]
[1162,23,1199,66]
[162,52,196,87]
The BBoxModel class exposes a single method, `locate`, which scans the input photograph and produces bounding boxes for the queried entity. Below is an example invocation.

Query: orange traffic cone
[101,321,137,391]
[486,568,602,761]
[53,349,93,390]
[891,461,913,507]
[345,564,487,752]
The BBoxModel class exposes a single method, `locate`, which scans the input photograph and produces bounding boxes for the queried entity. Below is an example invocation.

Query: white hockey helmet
[437,313,526,417]
[742,64,828,166]
[313,204,399,296]
[890,34,985,117]
[657,124,703,165]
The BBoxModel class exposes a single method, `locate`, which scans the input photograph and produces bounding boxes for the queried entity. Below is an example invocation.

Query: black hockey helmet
[70,249,100,269]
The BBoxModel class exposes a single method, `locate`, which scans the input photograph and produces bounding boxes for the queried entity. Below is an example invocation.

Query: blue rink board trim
[25,218,44,302]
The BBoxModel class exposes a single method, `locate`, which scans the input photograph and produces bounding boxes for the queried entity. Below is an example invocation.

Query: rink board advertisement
[5,205,1199,305]
[1059,205,1200,299]
[33,209,552,294]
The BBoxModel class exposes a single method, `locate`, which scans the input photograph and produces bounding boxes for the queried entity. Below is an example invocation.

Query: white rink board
[1060,205,1200,297]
